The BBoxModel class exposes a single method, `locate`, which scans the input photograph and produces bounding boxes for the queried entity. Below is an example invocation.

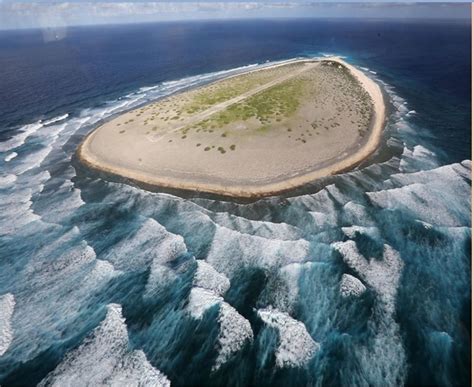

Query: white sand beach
[78,57,385,198]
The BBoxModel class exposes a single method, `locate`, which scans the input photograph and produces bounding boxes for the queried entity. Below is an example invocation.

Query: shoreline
[77,57,386,199]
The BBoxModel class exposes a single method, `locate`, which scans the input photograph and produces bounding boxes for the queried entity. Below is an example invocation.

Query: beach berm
[77,57,385,198]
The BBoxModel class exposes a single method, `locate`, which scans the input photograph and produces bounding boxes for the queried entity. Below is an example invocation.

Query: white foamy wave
[194,260,230,296]
[399,145,438,172]
[8,227,122,363]
[390,161,471,188]
[4,152,17,162]
[145,221,189,296]
[264,262,314,314]
[0,293,15,356]
[258,307,319,368]
[213,212,303,241]
[341,226,380,240]
[105,218,186,273]
[332,241,407,383]
[340,273,366,298]
[38,121,69,144]
[13,145,53,175]
[342,201,375,227]
[292,189,339,229]
[332,241,403,315]
[0,174,17,189]
[187,287,221,319]
[42,113,69,126]
[214,301,253,371]
[87,259,122,290]
[36,179,84,223]
[139,85,160,92]
[319,53,347,59]
[186,287,253,370]
[368,182,469,227]
[0,188,40,235]
[206,226,310,278]
[39,304,170,387]
[0,122,43,152]
[275,263,305,313]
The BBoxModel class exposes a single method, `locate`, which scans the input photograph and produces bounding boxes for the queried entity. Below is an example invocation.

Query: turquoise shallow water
[0,19,471,386]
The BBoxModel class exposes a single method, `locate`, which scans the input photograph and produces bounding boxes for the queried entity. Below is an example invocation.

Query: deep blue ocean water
[0,18,471,386]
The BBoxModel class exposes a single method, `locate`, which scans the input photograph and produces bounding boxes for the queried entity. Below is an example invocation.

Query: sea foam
[39,304,170,386]
[187,287,253,371]
[0,293,15,356]
[258,307,319,368]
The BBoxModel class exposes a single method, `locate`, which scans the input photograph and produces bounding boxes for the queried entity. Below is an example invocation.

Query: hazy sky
[0,2,470,30]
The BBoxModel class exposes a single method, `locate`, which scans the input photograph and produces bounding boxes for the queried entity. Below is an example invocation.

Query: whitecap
[368,182,469,227]
[340,273,366,297]
[39,304,170,387]
[144,222,189,296]
[206,225,310,278]
[0,121,43,152]
[332,241,403,315]
[341,226,380,240]
[332,242,407,383]
[214,301,254,370]
[342,201,374,227]
[193,260,230,296]
[42,113,69,126]
[258,307,319,368]
[187,287,222,319]
[0,293,15,356]
[214,212,303,241]
[13,145,53,175]
[0,188,41,235]
[4,152,17,162]
[0,174,17,189]
[104,218,187,273]
[186,287,253,371]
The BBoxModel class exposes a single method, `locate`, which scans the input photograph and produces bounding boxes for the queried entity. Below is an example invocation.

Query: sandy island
[77,57,385,198]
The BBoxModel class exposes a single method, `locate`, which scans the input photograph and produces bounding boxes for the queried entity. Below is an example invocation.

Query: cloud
[0,2,470,30]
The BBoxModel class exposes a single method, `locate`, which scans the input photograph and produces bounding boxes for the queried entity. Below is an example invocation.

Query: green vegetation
[182,67,300,115]
[193,77,306,133]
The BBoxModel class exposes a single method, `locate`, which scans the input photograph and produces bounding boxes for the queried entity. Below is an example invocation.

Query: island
[77,57,385,198]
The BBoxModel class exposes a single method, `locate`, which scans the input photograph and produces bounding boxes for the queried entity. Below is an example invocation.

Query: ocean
[0,18,471,386]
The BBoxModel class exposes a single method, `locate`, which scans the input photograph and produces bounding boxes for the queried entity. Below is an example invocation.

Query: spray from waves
[0,58,470,386]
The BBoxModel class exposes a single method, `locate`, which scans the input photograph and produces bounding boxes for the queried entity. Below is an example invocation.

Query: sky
[0,2,470,30]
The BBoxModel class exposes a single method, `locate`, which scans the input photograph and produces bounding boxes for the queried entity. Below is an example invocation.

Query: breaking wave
[0,57,470,386]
